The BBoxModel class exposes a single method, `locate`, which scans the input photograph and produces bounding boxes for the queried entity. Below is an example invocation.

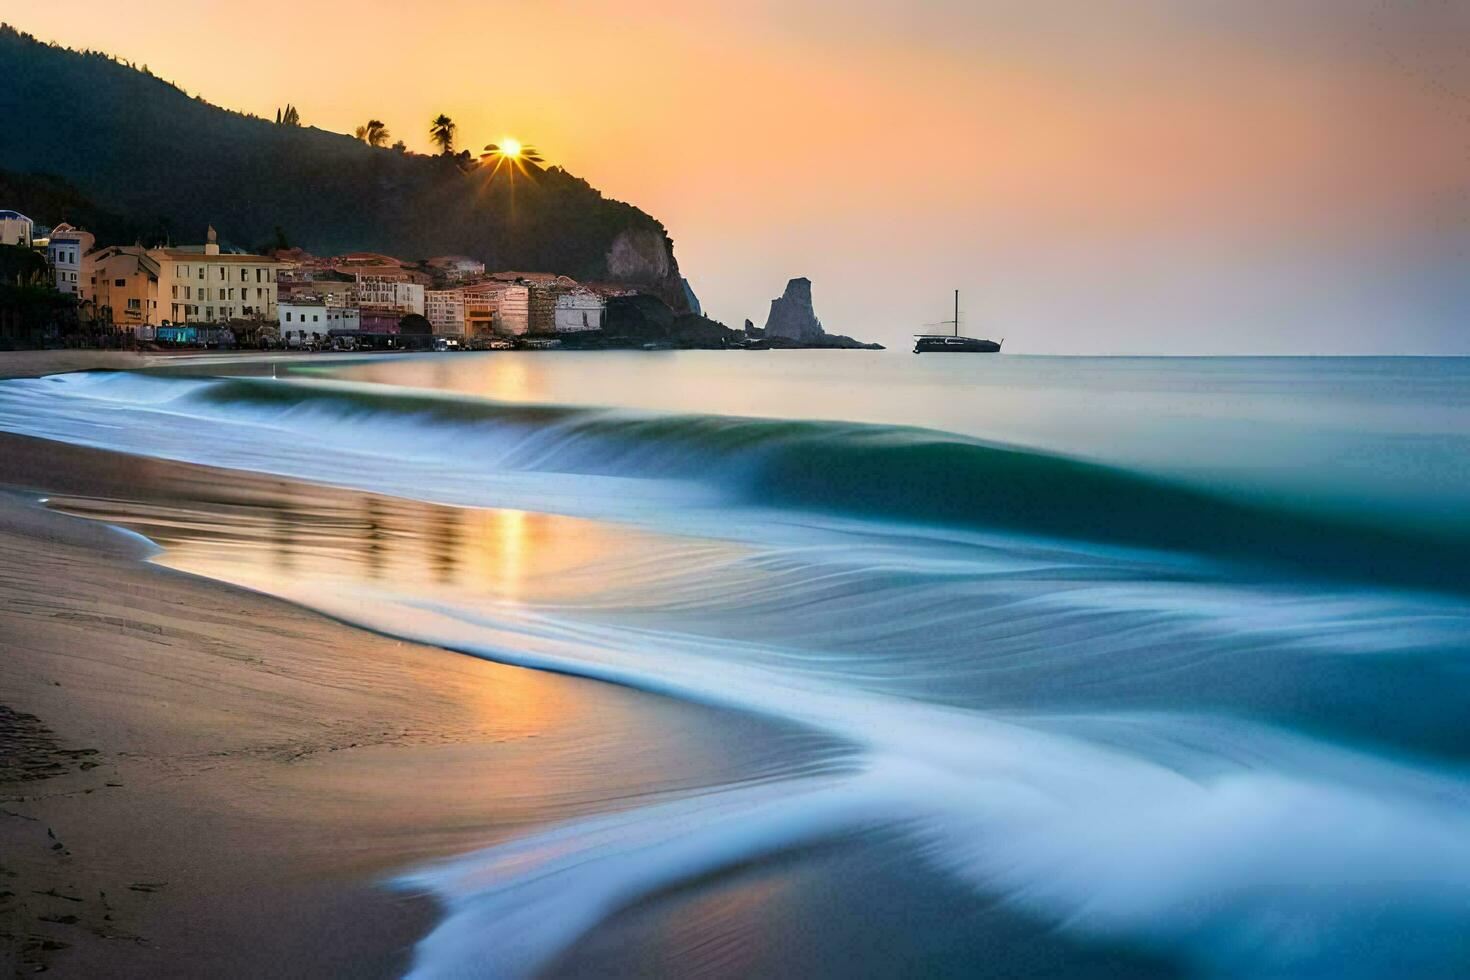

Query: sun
[501,138,522,159]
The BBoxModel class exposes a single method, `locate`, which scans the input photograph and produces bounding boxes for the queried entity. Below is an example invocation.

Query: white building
[554,288,607,333]
[46,224,96,298]
[425,288,465,336]
[278,301,360,346]
[148,226,289,324]
[351,275,425,315]
[0,210,34,247]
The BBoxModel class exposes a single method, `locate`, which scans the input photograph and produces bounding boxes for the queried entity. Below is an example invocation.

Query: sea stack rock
[764,277,825,342]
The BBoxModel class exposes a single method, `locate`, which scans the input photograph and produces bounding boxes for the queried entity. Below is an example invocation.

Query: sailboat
[913,291,1002,353]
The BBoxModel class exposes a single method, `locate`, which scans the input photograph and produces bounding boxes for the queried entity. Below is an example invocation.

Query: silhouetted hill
[0,25,690,309]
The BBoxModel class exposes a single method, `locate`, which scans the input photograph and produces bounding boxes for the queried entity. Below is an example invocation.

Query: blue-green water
[2,353,1468,977]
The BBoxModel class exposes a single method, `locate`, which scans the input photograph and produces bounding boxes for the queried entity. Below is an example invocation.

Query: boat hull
[913,336,1002,353]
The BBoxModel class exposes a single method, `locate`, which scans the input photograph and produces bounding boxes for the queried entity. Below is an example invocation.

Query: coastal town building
[46,223,96,298]
[426,255,485,281]
[278,272,356,308]
[554,288,607,332]
[351,275,425,315]
[308,253,431,286]
[521,277,577,334]
[89,245,161,331]
[486,271,564,286]
[359,311,401,333]
[147,226,289,324]
[0,210,33,247]
[424,288,465,336]
[528,284,558,334]
[277,300,359,346]
[462,281,529,336]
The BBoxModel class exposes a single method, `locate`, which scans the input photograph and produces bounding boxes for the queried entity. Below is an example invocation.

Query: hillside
[0,25,689,309]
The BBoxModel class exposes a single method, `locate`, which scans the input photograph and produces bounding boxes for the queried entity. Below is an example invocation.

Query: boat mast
[954,289,959,337]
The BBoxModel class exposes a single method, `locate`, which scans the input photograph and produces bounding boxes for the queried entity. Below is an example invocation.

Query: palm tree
[429,114,456,155]
[354,119,391,147]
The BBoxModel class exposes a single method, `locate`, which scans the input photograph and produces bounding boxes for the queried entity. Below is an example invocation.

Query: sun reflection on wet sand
[39,475,819,852]
[49,480,734,616]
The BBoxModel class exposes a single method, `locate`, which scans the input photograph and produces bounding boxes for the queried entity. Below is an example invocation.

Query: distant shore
[0,427,781,975]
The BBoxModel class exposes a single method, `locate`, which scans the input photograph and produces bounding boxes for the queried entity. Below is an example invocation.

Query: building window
[198,267,204,279]
[285,312,292,322]
[240,268,248,282]
[127,298,140,311]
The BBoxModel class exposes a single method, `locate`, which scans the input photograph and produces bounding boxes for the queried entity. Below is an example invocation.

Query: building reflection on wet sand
[46,473,729,612]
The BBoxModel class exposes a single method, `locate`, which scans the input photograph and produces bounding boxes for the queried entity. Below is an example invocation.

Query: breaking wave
[11,370,1470,593]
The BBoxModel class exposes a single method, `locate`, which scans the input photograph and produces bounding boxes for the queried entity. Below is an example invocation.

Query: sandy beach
[0,350,150,380]
[0,408,787,976]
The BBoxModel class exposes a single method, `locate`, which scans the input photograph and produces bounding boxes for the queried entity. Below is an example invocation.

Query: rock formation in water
[760,277,882,349]
[763,277,825,342]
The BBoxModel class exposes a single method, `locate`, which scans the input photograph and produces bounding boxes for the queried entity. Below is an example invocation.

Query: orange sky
[9,1,1470,351]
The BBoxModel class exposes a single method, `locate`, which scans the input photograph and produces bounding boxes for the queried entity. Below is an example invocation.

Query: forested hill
[0,25,689,308]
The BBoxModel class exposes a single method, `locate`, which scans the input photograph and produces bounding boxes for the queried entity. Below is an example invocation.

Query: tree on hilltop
[275,104,301,127]
[354,119,390,147]
[429,114,456,155]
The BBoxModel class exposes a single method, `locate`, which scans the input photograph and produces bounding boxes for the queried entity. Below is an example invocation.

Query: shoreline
[0,430,797,976]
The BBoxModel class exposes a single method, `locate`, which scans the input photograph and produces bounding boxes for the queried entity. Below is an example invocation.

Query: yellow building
[148,226,290,325]
[89,246,161,331]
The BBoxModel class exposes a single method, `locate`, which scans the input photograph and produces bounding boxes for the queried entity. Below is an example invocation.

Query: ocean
[2,351,1468,977]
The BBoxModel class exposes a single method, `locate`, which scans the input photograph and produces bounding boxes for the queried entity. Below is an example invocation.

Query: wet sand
[0,349,149,379]
[0,431,797,976]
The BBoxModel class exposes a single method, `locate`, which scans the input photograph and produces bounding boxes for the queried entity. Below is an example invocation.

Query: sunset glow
[5,0,1468,352]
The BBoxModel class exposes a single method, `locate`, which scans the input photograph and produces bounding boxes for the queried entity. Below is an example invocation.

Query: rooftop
[151,247,285,263]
